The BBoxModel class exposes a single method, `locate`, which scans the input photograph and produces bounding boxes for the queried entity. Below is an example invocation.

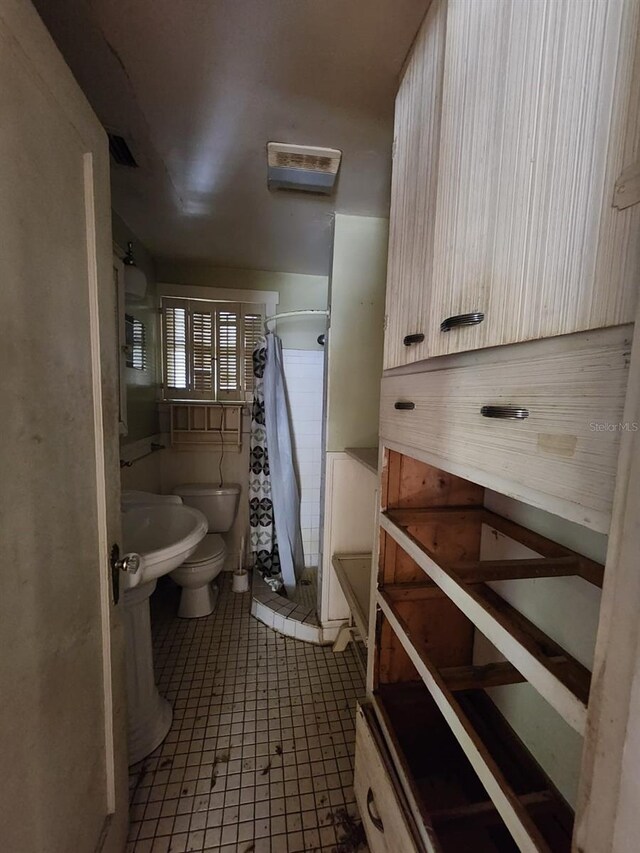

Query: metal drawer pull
[366,788,384,832]
[403,332,425,346]
[394,401,415,411]
[481,405,529,420]
[440,311,485,332]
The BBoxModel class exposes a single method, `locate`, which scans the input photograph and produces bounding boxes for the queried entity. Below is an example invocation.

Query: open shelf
[379,507,596,733]
[376,597,574,851]
[373,681,573,853]
[331,553,372,645]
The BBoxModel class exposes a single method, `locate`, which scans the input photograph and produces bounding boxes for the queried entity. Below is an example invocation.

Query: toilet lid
[184,534,226,565]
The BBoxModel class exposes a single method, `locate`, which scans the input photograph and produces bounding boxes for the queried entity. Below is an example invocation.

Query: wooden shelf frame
[378,591,569,853]
[386,506,604,587]
[169,402,243,448]
[379,508,598,734]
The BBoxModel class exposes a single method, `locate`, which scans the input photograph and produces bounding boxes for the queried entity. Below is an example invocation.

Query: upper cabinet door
[383,0,447,370]
[426,0,639,358]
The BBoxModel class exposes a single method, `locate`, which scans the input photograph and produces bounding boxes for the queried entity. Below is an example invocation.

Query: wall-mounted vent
[267,142,341,195]
[108,133,138,168]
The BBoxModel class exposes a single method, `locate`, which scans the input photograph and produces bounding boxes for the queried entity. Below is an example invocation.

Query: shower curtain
[249,333,304,595]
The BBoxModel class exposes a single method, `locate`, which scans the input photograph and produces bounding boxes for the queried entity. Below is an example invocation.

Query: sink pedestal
[123,580,172,765]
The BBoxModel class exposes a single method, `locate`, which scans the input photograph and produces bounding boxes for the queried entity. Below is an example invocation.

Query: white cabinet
[384,0,640,367]
[383,0,446,370]
[368,4,640,850]
[380,326,631,534]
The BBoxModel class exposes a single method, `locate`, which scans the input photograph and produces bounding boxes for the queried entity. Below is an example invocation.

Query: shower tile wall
[282,349,324,568]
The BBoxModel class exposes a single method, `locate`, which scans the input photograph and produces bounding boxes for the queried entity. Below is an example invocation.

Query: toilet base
[178,580,219,618]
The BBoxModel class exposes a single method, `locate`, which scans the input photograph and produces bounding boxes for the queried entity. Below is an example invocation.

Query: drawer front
[355,703,421,853]
[380,328,630,533]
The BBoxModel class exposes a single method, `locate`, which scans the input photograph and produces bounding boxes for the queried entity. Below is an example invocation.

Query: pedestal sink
[120,497,208,765]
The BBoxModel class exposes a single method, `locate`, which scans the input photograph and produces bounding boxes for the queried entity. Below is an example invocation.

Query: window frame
[159,285,277,403]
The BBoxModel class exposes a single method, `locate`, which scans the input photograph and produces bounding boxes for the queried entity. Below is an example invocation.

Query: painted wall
[318,213,388,626]
[158,422,251,573]
[154,262,328,351]
[325,214,388,451]
[113,212,160,444]
[477,491,607,807]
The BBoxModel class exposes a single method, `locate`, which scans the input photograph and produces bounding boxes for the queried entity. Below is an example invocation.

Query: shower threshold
[250,568,330,644]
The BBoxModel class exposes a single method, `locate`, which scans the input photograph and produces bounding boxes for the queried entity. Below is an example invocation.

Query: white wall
[326,214,388,451]
[319,213,388,626]
[158,413,251,572]
[282,349,324,568]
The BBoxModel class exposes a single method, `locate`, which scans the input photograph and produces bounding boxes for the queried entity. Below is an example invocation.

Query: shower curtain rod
[264,309,329,332]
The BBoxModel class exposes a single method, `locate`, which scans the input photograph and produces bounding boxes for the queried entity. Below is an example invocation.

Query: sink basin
[121,503,208,587]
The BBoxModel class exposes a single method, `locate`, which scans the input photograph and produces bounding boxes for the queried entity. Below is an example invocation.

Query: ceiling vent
[108,132,138,168]
[267,143,341,195]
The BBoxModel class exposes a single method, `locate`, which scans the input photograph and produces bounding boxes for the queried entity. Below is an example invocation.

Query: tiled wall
[282,349,324,568]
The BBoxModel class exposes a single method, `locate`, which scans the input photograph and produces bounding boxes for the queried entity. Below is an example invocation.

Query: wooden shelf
[332,553,372,645]
[345,446,379,475]
[380,508,595,734]
[373,683,572,853]
[376,596,573,852]
[169,403,243,448]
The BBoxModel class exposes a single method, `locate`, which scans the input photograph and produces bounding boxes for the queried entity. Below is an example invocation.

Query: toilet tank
[172,483,240,533]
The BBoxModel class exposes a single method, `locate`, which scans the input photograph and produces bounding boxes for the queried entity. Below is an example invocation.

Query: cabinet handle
[481,405,529,420]
[403,333,425,346]
[394,401,415,411]
[440,311,485,332]
[366,788,384,832]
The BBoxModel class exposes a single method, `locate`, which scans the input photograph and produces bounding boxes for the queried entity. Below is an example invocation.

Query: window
[125,314,146,370]
[161,296,264,401]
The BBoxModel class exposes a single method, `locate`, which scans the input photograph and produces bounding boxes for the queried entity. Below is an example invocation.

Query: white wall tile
[283,348,324,569]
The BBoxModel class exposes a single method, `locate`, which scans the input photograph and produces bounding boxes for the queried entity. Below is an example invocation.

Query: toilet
[169,483,241,618]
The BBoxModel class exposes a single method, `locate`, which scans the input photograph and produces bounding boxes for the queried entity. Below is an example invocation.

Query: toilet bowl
[170,533,226,617]
[169,483,241,618]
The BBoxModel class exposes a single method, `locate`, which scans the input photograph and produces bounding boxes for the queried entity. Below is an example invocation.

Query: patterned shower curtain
[249,333,304,595]
[249,337,283,591]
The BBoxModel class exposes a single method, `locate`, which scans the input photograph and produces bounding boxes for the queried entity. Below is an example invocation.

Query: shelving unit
[379,507,598,734]
[358,448,602,852]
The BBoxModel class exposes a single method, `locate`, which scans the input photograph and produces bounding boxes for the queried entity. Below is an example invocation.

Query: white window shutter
[191,307,214,394]
[131,317,146,370]
[162,298,188,391]
[242,308,264,397]
[161,296,265,401]
[215,305,241,401]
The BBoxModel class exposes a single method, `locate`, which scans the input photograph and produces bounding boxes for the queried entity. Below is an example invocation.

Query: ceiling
[33,0,429,275]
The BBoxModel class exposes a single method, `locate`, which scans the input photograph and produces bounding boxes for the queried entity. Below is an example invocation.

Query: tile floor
[128,575,368,853]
